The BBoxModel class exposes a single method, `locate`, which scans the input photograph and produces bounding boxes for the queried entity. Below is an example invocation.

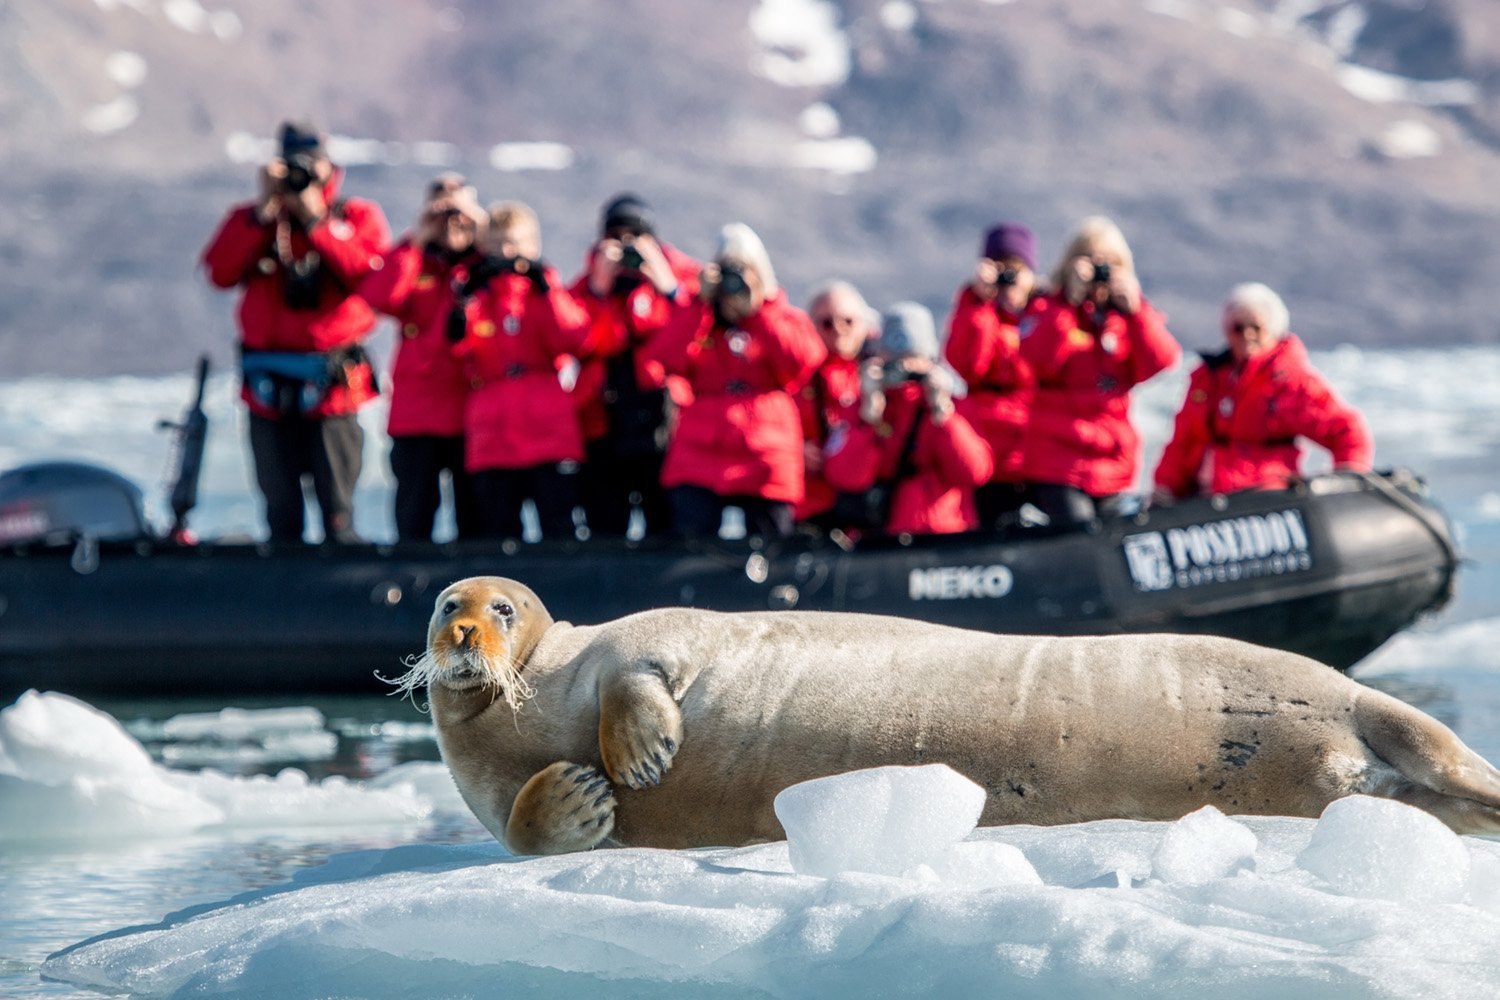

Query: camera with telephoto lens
[717,263,749,299]
[1089,260,1112,285]
[619,245,645,271]
[879,360,926,388]
[282,152,320,194]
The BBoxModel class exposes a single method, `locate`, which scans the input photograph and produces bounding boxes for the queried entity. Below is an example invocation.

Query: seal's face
[386,577,548,711]
[428,582,518,686]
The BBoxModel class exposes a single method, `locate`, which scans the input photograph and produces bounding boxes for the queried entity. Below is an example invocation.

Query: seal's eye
[442,600,458,616]
[492,601,514,618]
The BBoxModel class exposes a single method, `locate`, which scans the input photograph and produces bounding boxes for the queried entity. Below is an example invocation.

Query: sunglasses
[815,315,858,332]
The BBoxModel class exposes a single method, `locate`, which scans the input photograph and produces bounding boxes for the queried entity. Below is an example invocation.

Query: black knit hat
[601,193,654,236]
[279,120,326,160]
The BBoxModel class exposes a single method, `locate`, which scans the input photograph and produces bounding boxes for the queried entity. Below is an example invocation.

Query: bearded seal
[396,576,1500,855]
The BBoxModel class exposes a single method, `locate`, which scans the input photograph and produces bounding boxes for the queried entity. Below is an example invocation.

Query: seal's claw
[599,677,683,790]
[506,760,616,855]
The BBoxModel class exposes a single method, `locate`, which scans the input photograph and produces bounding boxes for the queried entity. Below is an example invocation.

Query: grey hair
[807,279,878,327]
[1223,282,1290,339]
[715,223,778,294]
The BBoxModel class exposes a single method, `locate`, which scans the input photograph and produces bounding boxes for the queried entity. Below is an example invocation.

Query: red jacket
[201,176,389,419]
[361,239,475,438]
[795,356,866,521]
[455,268,591,472]
[645,292,825,504]
[569,242,701,442]
[1018,292,1180,496]
[823,383,994,535]
[1154,334,1373,498]
[943,286,1038,482]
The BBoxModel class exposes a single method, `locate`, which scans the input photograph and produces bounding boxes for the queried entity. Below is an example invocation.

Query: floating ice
[1151,805,1257,885]
[0,692,463,842]
[1337,64,1479,107]
[788,136,878,174]
[879,0,917,34]
[774,763,985,877]
[1298,795,1471,903]
[104,50,147,88]
[82,95,139,135]
[797,101,840,139]
[1376,119,1441,159]
[749,0,851,88]
[489,142,575,172]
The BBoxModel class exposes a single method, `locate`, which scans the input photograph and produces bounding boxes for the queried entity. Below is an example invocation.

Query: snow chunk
[1375,119,1441,159]
[82,96,139,135]
[1298,795,1470,903]
[104,50,147,88]
[489,142,575,171]
[909,839,1043,888]
[1152,805,1257,885]
[750,0,851,88]
[1338,64,1479,107]
[0,691,458,843]
[774,764,985,877]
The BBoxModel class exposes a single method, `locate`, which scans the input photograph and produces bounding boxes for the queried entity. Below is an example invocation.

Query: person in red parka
[643,223,826,540]
[1018,216,1180,530]
[795,280,878,533]
[454,202,590,541]
[824,302,994,537]
[361,174,488,541]
[943,220,1042,531]
[201,120,390,544]
[570,194,700,539]
[1153,282,1373,502]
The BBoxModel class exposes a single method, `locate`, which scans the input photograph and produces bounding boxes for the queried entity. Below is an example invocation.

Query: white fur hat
[715,223,778,295]
[878,301,939,360]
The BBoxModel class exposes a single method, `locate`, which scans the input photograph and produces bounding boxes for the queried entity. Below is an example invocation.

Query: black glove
[526,258,551,295]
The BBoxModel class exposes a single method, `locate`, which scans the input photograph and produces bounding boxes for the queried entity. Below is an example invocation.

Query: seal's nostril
[452,623,474,647]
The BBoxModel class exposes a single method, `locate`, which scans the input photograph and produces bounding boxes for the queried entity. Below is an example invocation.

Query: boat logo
[0,504,50,544]
[909,564,1014,601]
[1123,508,1312,592]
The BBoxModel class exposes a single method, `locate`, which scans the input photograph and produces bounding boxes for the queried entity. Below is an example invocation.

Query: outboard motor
[0,462,151,546]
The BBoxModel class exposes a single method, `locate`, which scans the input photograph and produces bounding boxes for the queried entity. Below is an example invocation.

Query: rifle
[158,355,210,542]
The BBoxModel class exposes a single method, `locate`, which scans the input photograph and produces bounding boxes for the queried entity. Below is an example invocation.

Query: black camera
[282,152,319,194]
[996,267,1020,287]
[879,360,926,388]
[1089,260,1112,284]
[717,263,749,299]
[619,245,645,271]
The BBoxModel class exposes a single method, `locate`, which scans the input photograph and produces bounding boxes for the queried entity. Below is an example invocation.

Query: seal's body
[411,577,1500,854]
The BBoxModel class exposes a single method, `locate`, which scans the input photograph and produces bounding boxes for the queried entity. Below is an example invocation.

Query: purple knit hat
[982,222,1037,269]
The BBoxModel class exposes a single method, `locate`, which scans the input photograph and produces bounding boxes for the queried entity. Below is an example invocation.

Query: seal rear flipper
[1355,688,1500,834]
[598,663,684,791]
[505,761,617,855]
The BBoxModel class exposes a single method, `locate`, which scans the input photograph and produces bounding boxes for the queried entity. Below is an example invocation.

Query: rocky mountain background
[2,0,1498,378]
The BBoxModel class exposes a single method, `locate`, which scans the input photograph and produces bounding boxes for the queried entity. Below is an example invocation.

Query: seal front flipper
[598,661,684,791]
[505,761,617,855]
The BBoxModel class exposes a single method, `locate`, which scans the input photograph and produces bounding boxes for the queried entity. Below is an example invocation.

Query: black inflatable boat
[0,457,1459,698]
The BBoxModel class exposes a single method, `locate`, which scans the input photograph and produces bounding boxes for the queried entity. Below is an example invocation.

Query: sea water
[2,345,1499,998]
